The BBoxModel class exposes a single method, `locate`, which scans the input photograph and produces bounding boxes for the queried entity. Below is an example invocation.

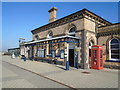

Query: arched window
[48,31,53,39]
[35,35,39,40]
[109,38,120,61]
[68,27,76,37]
[89,40,94,68]
[89,40,94,57]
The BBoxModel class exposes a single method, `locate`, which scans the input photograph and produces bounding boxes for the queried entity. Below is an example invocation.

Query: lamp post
[19,38,26,47]
[19,38,26,57]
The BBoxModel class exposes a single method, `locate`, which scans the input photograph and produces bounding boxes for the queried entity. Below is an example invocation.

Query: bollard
[75,62,79,69]
[11,52,15,59]
[66,61,69,70]
[24,56,26,62]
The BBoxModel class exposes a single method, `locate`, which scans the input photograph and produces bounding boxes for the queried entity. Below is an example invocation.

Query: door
[28,50,30,58]
[69,49,74,67]
[89,41,94,68]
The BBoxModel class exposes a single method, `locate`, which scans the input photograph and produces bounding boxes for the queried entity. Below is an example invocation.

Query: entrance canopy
[21,35,80,46]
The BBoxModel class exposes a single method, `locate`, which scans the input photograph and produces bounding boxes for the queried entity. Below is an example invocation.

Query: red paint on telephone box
[91,45,104,70]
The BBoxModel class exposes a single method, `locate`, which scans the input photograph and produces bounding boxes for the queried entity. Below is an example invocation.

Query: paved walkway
[2,56,119,88]
[0,52,2,89]
[2,61,69,88]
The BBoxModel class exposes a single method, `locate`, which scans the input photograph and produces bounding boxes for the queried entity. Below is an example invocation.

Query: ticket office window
[51,50,64,59]
[37,49,45,57]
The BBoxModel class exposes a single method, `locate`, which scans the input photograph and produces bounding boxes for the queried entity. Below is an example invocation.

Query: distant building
[20,7,120,69]
[8,48,20,57]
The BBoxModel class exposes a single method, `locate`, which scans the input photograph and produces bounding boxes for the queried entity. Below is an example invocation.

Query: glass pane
[93,50,97,61]
[111,43,119,45]
[111,39,119,43]
[71,34,75,37]
[110,39,120,60]
[111,55,119,59]
[48,32,53,38]
[111,50,119,53]
[49,32,52,36]
[100,50,102,58]
[69,27,75,32]
[100,50,103,66]
[111,45,119,48]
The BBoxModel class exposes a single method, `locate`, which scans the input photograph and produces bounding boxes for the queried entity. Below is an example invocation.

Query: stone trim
[32,15,84,34]
[98,22,120,28]
[37,34,66,40]
[53,34,66,38]
[97,31,120,37]
[76,29,96,34]
[31,9,111,34]
[83,9,111,25]
[98,23,120,33]
[84,17,106,27]
[36,29,95,42]
[37,38,46,41]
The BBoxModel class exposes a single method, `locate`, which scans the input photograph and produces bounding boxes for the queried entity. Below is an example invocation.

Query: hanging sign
[75,48,79,52]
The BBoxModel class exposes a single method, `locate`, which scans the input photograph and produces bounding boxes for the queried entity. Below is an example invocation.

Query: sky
[2,2,118,52]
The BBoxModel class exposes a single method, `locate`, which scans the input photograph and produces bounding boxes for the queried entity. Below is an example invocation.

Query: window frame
[48,31,53,39]
[109,38,120,62]
[68,27,76,37]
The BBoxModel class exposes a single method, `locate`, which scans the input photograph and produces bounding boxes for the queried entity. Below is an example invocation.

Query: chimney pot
[48,7,58,23]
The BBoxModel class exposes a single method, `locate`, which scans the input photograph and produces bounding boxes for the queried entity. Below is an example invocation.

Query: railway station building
[20,7,120,69]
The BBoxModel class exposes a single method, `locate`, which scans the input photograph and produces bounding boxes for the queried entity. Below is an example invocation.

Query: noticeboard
[60,50,64,59]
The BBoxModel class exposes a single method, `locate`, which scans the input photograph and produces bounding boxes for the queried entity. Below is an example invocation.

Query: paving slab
[2,56,119,88]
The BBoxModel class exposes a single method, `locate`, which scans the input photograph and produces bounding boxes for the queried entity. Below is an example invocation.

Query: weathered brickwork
[33,19,84,41]
[98,23,120,69]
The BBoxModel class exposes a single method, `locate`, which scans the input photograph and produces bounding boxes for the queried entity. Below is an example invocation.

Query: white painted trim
[109,40,111,60]
[89,41,93,49]
[109,38,120,60]
[67,43,69,62]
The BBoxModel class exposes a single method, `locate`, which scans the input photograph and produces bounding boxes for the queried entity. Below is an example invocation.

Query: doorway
[28,50,30,58]
[69,49,74,67]
[89,40,94,68]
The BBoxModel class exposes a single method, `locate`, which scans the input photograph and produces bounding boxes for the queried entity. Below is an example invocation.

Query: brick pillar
[81,30,89,69]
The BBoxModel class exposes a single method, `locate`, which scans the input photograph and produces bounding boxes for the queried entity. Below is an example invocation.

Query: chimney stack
[48,7,58,23]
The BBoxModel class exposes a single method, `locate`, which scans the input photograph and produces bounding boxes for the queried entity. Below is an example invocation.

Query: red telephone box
[91,45,104,70]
